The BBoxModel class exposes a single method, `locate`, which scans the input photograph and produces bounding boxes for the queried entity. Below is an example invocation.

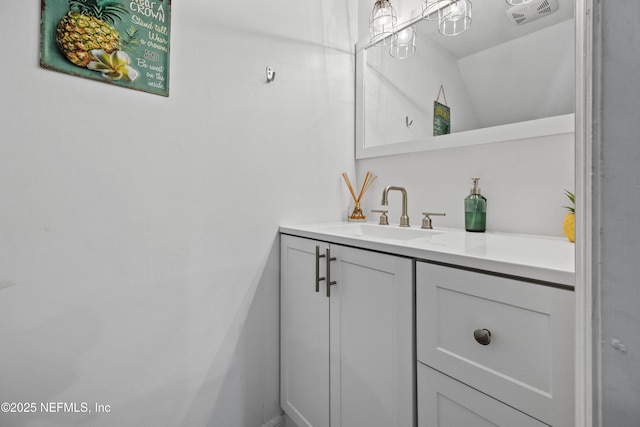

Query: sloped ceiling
[418,0,575,59]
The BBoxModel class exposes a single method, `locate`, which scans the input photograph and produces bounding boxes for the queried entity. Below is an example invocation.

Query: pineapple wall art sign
[40,0,171,96]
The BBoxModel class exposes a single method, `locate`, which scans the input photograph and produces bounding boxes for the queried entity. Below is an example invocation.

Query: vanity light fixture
[438,0,472,36]
[372,0,472,60]
[505,0,533,5]
[370,0,398,46]
[390,25,416,59]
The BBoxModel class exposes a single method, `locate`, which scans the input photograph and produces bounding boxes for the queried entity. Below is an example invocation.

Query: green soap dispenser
[465,178,487,232]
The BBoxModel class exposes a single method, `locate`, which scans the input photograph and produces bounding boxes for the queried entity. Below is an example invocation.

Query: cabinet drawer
[416,262,574,426]
[418,363,546,427]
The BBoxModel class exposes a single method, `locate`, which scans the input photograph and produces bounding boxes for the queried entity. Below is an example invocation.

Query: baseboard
[261,414,285,427]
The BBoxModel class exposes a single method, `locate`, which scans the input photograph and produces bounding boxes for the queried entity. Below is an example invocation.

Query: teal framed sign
[433,101,450,136]
[40,0,171,97]
[433,85,450,136]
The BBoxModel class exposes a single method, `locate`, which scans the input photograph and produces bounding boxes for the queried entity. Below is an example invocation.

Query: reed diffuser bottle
[465,178,487,232]
[342,171,377,222]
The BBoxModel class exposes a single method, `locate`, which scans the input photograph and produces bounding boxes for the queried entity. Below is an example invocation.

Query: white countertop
[280,222,575,287]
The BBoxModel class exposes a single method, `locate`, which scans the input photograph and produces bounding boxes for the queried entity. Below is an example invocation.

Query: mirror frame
[355,12,576,159]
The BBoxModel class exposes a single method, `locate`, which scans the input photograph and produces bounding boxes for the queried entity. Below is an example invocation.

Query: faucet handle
[421,212,446,229]
[371,209,389,225]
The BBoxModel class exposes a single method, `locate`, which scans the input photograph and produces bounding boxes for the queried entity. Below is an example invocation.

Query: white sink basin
[320,223,443,241]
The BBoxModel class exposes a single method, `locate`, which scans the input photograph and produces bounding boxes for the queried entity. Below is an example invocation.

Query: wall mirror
[355,0,576,159]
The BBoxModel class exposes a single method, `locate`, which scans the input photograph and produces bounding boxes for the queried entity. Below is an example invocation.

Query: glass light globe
[390,25,416,59]
[439,0,472,37]
[370,0,398,46]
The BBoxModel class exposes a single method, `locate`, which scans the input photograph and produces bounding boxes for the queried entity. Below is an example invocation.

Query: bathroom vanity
[280,222,575,427]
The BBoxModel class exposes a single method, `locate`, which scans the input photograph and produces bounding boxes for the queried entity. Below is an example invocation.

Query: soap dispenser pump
[465,178,487,232]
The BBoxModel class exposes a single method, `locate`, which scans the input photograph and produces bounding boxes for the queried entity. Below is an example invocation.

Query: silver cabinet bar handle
[325,248,337,298]
[315,245,325,293]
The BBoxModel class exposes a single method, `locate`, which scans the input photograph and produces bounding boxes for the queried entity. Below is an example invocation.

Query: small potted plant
[563,190,575,243]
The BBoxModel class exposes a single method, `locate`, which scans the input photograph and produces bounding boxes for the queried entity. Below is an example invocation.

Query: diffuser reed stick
[342,171,377,221]
[342,172,358,202]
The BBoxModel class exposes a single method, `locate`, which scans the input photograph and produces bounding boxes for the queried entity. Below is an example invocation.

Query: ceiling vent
[506,0,560,26]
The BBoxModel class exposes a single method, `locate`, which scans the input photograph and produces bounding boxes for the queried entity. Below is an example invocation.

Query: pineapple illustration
[55,0,128,67]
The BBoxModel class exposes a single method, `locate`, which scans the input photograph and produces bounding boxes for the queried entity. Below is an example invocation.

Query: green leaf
[564,190,575,213]
[69,0,128,22]
[122,27,140,53]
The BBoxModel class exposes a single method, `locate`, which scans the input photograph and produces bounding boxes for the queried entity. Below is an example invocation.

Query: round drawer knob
[473,328,492,345]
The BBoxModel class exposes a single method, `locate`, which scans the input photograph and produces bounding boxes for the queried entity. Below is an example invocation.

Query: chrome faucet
[381,186,410,227]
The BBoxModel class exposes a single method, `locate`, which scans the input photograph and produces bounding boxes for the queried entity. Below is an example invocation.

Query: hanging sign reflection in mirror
[433,85,450,136]
[40,0,171,97]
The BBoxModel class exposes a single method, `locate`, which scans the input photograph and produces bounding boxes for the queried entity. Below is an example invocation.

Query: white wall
[364,32,479,144]
[459,19,575,129]
[598,0,640,424]
[0,1,356,426]
[356,134,574,236]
